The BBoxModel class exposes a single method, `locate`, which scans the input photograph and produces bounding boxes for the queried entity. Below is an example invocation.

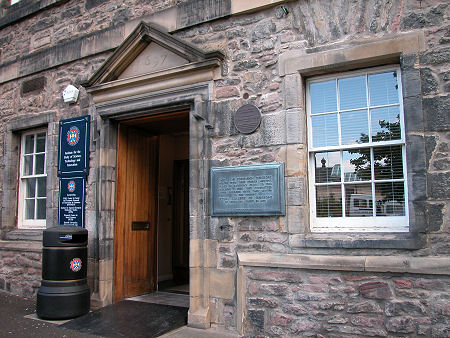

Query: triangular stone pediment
[84,22,223,87]
[117,42,189,80]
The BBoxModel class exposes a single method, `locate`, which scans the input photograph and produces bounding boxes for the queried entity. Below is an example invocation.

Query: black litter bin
[36,226,90,319]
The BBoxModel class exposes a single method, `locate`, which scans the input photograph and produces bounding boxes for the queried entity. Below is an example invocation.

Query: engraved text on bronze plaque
[210,163,285,216]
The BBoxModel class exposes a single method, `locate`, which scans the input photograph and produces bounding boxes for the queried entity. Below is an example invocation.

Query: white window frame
[17,129,47,229]
[307,66,409,233]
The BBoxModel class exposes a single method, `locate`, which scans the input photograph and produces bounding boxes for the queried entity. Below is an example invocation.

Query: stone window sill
[0,239,42,252]
[3,229,43,242]
[289,232,426,250]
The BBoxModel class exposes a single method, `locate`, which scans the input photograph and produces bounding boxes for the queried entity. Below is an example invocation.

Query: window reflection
[315,152,341,183]
[371,107,401,142]
[316,185,342,217]
[369,71,399,106]
[345,183,372,217]
[339,76,367,110]
[311,114,339,148]
[374,146,403,180]
[310,80,337,114]
[342,149,371,181]
[375,182,405,216]
[340,110,369,145]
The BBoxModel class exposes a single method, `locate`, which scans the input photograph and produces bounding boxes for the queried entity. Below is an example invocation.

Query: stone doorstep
[160,326,240,338]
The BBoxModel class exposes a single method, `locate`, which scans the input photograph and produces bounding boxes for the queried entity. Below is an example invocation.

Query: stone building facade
[0,0,449,336]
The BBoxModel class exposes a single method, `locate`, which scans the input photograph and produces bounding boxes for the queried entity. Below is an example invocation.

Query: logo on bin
[70,258,82,272]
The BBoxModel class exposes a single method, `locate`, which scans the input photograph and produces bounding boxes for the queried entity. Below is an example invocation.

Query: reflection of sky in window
[310,80,337,114]
[312,114,338,147]
[340,110,368,145]
[371,106,401,141]
[343,150,371,181]
[339,76,366,110]
[369,72,399,106]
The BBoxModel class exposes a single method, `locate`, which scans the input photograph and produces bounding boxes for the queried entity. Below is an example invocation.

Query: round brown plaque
[234,104,261,134]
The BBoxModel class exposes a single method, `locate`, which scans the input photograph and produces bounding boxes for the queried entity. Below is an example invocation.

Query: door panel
[114,125,158,301]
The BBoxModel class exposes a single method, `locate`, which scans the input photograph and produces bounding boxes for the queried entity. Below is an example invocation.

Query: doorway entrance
[113,111,190,302]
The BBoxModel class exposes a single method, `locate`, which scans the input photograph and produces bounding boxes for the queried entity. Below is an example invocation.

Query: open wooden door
[114,124,158,301]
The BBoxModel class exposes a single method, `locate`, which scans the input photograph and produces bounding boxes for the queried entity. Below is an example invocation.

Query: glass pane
[37,177,46,197]
[340,110,369,145]
[25,178,36,198]
[375,182,405,216]
[310,80,337,114]
[25,199,35,220]
[24,155,33,175]
[343,149,371,181]
[311,114,339,148]
[374,146,403,180]
[369,71,399,106]
[316,185,342,217]
[339,76,367,110]
[35,154,45,175]
[315,151,341,183]
[25,134,34,154]
[345,183,373,217]
[36,133,46,153]
[36,199,46,219]
[371,106,401,142]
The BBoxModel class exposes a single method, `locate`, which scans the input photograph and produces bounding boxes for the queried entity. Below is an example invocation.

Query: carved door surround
[84,21,223,329]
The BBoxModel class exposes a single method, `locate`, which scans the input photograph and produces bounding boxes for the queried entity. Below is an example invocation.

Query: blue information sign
[58,177,85,227]
[58,115,90,177]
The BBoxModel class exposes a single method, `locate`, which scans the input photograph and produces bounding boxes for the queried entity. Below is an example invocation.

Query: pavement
[0,290,239,337]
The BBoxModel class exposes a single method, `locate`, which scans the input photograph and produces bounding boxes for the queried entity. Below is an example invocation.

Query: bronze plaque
[234,104,261,134]
[210,163,285,216]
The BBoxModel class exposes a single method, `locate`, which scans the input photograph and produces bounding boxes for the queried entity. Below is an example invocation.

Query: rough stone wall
[244,267,450,337]
[173,0,449,332]
[0,247,41,297]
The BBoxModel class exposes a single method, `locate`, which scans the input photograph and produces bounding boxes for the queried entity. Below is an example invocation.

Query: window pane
[369,71,399,106]
[25,199,35,220]
[24,155,33,175]
[25,178,36,198]
[340,110,369,145]
[343,149,371,181]
[311,114,339,148]
[374,146,403,180]
[25,134,34,154]
[339,76,367,110]
[37,177,46,197]
[36,199,46,219]
[36,133,46,153]
[315,151,341,183]
[345,183,372,217]
[310,80,337,114]
[375,182,405,216]
[371,106,401,142]
[35,154,45,175]
[316,185,342,217]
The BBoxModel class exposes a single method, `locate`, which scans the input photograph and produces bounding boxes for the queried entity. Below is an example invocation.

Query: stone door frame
[91,81,214,328]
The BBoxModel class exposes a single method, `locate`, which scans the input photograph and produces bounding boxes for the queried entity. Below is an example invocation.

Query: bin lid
[43,226,88,247]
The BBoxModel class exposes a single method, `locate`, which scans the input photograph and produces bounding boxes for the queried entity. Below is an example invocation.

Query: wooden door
[114,125,158,301]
